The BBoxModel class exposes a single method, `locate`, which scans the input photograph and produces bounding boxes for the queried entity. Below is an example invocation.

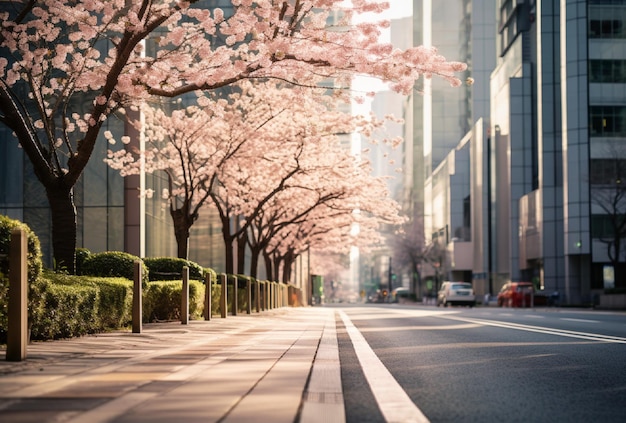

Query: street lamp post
[388,256,393,298]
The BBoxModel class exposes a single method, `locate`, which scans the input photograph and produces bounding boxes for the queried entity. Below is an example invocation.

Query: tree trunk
[272,254,281,282]
[221,227,235,275]
[282,261,292,283]
[263,251,273,281]
[249,246,261,280]
[46,184,77,273]
[282,251,295,283]
[614,262,624,289]
[237,231,247,275]
[170,207,192,259]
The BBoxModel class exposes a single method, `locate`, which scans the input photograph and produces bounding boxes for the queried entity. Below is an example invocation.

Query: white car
[437,282,476,307]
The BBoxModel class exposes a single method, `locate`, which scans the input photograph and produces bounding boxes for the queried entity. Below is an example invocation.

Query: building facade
[413,0,626,304]
[410,0,496,296]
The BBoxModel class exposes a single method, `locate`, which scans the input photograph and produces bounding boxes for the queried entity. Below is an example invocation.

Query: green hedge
[143,279,205,322]
[0,215,46,344]
[235,274,252,313]
[75,247,91,276]
[28,272,133,341]
[0,215,43,283]
[144,257,204,281]
[205,267,217,285]
[82,251,148,284]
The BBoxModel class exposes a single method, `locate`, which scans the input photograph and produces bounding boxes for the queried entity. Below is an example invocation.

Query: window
[589,60,626,83]
[589,5,626,39]
[589,106,626,137]
[592,214,626,239]
[590,159,626,185]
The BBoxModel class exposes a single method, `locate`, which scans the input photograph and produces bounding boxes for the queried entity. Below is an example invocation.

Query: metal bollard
[232,276,238,316]
[246,278,252,314]
[132,261,142,333]
[181,266,189,324]
[204,273,212,321]
[220,273,227,318]
[7,228,28,362]
[255,280,261,313]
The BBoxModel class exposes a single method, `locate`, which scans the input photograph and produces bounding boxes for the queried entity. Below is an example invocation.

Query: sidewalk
[0,307,344,423]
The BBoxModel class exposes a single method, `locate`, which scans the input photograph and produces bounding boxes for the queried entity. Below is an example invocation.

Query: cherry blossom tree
[106,79,381,266]
[206,85,399,276]
[260,156,403,283]
[105,80,300,259]
[0,0,467,272]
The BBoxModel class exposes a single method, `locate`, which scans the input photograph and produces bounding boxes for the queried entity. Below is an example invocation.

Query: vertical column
[7,228,27,362]
[181,266,189,324]
[204,273,212,321]
[265,282,269,310]
[255,280,261,313]
[232,276,238,316]
[246,278,252,314]
[132,261,142,333]
[220,273,227,318]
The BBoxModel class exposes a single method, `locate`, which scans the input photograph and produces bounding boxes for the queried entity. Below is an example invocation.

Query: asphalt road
[331,304,626,423]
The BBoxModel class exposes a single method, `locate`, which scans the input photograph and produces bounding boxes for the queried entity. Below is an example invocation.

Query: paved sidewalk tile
[0,307,344,423]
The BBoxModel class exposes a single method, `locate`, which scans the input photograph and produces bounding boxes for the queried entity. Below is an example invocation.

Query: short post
[132,260,142,334]
[232,276,238,316]
[255,280,261,313]
[220,273,227,318]
[204,273,212,321]
[277,283,281,307]
[7,228,28,362]
[246,279,252,314]
[181,266,189,324]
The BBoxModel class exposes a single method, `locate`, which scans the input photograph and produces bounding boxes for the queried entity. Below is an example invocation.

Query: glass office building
[412,0,626,304]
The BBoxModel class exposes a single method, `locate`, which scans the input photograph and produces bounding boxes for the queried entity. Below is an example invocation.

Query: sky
[388,2,412,19]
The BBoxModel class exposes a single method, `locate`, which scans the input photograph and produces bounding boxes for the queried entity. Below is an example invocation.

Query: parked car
[497,282,534,307]
[437,282,475,307]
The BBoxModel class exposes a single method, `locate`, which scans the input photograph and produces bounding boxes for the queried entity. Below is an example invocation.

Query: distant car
[437,282,475,307]
[391,287,410,303]
[497,282,534,307]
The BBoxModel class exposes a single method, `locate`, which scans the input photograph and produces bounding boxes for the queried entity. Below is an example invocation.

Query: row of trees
[105,80,402,281]
[0,0,467,273]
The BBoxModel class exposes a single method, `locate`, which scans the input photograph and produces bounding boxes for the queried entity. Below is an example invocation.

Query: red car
[497,282,534,307]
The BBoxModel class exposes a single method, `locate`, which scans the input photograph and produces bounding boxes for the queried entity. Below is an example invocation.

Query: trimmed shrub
[143,257,204,281]
[236,274,251,313]
[0,215,45,344]
[32,282,99,340]
[75,248,91,276]
[27,271,133,340]
[0,214,43,284]
[204,267,217,285]
[143,279,204,322]
[82,251,148,284]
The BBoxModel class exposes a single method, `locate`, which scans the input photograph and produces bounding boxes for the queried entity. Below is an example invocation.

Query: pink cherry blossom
[1,0,467,273]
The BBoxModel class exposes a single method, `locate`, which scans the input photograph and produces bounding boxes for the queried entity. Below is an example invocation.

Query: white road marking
[339,310,429,423]
[439,315,626,344]
[560,318,599,324]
